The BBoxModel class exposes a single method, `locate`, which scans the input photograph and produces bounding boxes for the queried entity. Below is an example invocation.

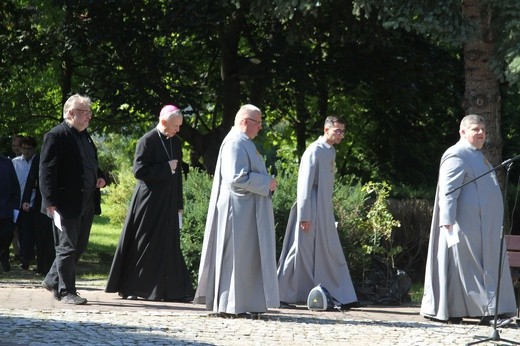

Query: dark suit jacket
[0,156,20,220]
[39,122,105,219]
[22,153,42,210]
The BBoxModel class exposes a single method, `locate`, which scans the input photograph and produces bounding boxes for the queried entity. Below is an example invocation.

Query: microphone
[501,154,520,167]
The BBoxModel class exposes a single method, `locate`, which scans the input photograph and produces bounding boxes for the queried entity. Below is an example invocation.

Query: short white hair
[63,94,91,119]
[234,104,261,126]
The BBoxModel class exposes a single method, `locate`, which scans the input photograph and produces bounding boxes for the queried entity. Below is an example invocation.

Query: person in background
[420,114,517,326]
[19,137,55,275]
[105,105,193,301]
[12,136,38,270]
[40,94,106,305]
[0,155,20,272]
[194,104,279,318]
[8,135,23,159]
[8,134,23,263]
[277,116,358,309]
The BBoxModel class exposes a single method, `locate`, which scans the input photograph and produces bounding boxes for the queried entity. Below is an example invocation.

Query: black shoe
[1,260,11,272]
[447,317,463,324]
[425,316,463,324]
[169,296,193,303]
[247,312,262,320]
[42,281,61,301]
[340,301,361,310]
[214,312,250,319]
[480,316,514,327]
[19,260,29,270]
[279,301,296,309]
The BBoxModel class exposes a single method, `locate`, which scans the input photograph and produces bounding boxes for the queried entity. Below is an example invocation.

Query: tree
[1,0,506,190]
[354,0,520,174]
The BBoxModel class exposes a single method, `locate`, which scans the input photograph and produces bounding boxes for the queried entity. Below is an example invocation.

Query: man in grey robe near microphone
[421,114,517,326]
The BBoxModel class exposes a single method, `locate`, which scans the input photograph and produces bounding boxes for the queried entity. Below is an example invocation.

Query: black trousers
[17,209,36,263]
[43,195,95,295]
[34,212,55,275]
[0,217,15,263]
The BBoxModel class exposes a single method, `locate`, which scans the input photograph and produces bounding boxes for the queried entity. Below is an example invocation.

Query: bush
[181,168,213,286]
[102,153,427,293]
[102,160,135,226]
[272,161,299,256]
[387,198,433,282]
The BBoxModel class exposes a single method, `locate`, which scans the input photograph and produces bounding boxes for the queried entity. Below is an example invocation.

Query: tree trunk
[199,12,245,174]
[60,4,74,106]
[462,0,511,231]
[462,0,503,170]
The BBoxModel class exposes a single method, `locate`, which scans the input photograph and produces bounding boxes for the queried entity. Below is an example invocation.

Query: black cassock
[105,128,193,301]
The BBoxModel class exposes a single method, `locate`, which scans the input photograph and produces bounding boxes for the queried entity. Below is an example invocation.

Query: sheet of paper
[444,226,459,248]
[53,210,62,231]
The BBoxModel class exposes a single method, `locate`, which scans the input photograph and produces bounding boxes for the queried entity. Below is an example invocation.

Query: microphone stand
[446,155,520,345]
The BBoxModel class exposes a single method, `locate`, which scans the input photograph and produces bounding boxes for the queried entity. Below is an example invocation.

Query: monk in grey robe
[277,116,358,307]
[193,104,279,316]
[421,114,517,326]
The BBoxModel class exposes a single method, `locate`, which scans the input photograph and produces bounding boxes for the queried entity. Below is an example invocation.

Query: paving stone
[0,281,518,345]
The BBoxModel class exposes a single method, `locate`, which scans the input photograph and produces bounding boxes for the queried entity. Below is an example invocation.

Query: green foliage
[95,132,138,182]
[181,167,213,286]
[333,175,370,283]
[335,180,403,284]
[102,163,135,227]
[360,182,402,278]
[271,160,299,255]
[96,133,137,226]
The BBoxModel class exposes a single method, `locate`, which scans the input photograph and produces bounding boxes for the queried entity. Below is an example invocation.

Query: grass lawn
[2,210,122,284]
[76,213,122,280]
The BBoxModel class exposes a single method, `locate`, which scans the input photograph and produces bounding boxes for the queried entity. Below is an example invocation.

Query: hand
[169,159,178,174]
[300,221,311,232]
[46,206,56,217]
[22,202,30,211]
[442,224,453,232]
[269,177,277,192]
[96,177,106,188]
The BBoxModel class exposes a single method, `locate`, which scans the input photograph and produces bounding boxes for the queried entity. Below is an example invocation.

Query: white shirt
[12,155,35,207]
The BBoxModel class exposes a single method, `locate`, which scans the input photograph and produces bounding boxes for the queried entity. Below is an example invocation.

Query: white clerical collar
[318,136,332,149]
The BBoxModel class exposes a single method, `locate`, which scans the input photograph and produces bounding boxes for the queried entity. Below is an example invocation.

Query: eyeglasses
[73,109,93,116]
[333,129,345,135]
[245,118,262,125]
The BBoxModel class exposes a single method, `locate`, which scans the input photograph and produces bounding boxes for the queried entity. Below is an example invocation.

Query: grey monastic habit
[277,136,357,304]
[193,128,279,314]
[421,139,517,321]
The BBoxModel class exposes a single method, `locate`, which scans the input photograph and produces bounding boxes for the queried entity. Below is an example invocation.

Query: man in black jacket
[40,94,106,305]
